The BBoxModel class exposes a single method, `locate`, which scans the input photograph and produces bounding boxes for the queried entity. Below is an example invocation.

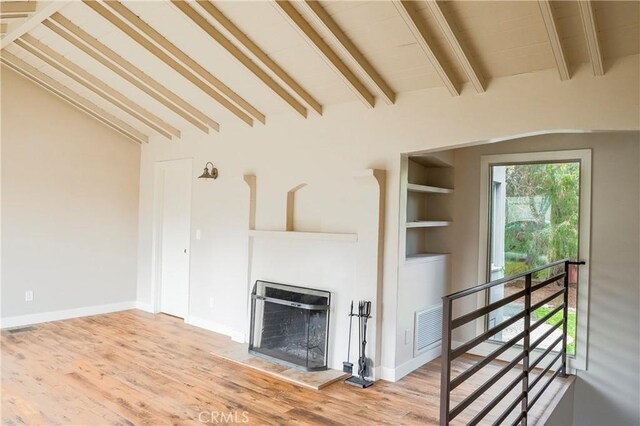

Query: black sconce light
[198,162,218,180]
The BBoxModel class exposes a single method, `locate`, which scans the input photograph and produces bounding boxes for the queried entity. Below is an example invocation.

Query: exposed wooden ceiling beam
[272,0,375,108]
[392,0,460,96]
[1,1,70,49]
[425,0,485,93]
[578,0,604,76]
[172,0,307,118]
[0,14,29,20]
[196,0,323,115]
[17,34,179,140]
[0,2,37,15]
[44,15,217,134]
[1,51,147,144]
[538,0,570,81]
[50,12,219,133]
[298,0,395,105]
[89,1,261,126]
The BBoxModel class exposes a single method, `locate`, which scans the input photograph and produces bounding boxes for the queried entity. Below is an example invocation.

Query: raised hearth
[211,342,348,390]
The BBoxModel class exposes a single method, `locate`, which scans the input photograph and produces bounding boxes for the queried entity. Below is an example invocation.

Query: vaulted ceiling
[1,1,638,144]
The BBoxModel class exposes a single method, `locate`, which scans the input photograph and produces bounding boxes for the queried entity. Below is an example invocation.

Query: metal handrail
[445,259,567,300]
[440,259,585,425]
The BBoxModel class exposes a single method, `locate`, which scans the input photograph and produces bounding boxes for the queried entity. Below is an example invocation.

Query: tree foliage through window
[504,162,580,276]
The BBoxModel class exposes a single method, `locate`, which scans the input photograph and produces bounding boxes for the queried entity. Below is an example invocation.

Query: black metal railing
[440,259,585,425]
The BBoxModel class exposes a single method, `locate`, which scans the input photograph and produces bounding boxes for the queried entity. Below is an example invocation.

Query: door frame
[151,158,194,319]
[476,149,591,371]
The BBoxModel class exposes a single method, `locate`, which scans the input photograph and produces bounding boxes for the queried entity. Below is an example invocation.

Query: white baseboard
[185,315,245,343]
[0,301,137,329]
[379,366,396,382]
[383,345,442,382]
[135,301,155,313]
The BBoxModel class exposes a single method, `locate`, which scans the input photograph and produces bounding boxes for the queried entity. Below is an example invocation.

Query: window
[478,150,591,370]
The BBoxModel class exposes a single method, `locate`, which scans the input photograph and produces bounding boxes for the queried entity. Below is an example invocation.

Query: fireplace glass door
[249,281,330,371]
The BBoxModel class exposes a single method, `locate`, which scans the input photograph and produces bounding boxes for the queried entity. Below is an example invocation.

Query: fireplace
[249,281,331,371]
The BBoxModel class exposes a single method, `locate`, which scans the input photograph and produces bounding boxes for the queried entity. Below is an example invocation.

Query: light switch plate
[25,290,33,302]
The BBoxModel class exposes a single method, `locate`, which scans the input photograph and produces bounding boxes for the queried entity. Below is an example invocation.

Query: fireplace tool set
[344,300,374,388]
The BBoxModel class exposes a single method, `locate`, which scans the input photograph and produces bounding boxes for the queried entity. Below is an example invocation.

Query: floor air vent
[414,304,443,357]
[6,326,35,334]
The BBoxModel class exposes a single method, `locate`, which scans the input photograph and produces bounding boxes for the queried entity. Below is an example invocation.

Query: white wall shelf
[405,253,450,264]
[406,221,451,228]
[407,183,453,194]
[248,230,358,243]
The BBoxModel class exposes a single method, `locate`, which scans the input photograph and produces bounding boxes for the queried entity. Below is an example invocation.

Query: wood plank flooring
[1,310,571,425]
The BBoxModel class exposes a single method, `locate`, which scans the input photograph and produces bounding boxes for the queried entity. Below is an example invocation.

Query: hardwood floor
[1,310,570,425]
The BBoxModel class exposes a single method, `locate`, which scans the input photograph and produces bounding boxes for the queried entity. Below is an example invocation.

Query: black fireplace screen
[249,281,331,371]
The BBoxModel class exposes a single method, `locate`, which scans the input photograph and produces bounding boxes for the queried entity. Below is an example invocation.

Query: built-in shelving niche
[398,153,453,371]
[405,156,454,262]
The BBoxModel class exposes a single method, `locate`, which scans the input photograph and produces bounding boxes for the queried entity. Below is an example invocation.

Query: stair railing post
[521,272,532,426]
[561,260,570,377]
[440,297,452,426]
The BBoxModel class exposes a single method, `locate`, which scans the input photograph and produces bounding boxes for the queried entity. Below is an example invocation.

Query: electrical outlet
[196,229,202,240]
[25,290,33,302]
[405,329,411,345]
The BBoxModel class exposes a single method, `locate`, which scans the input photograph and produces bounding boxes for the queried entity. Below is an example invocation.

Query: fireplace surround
[249,281,331,371]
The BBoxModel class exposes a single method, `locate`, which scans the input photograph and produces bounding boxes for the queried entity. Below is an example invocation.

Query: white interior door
[159,159,192,319]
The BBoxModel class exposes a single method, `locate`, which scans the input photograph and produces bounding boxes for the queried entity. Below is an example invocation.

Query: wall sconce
[198,162,218,180]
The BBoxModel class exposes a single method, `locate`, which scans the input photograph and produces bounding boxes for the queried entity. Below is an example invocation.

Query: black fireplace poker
[345,300,374,389]
[343,301,354,374]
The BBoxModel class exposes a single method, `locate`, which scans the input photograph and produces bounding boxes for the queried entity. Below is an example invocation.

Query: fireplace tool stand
[345,300,373,388]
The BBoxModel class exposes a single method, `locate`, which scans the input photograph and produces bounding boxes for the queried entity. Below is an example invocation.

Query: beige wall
[0,40,636,425]
[136,57,640,381]
[1,67,141,321]
[450,132,640,425]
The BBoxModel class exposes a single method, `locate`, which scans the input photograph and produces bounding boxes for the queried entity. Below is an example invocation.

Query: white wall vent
[414,304,443,357]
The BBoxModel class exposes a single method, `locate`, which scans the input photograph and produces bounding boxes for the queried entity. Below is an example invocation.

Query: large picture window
[487,162,580,355]
[478,150,591,370]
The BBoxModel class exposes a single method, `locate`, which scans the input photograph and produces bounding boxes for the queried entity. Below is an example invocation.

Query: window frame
[475,150,591,372]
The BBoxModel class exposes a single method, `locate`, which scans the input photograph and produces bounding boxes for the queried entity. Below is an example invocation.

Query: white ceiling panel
[2,0,637,142]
